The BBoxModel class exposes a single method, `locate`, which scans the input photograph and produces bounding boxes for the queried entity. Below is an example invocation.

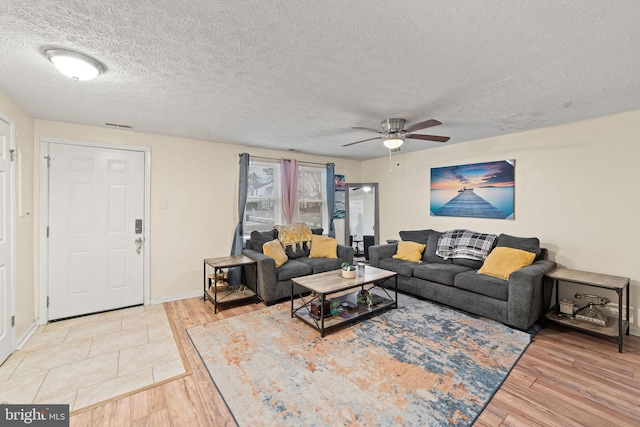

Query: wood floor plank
[131,409,171,427]
[69,409,93,427]
[488,387,584,427]
[473,405,507,426]
[163,376,211,427]
[129,386,166,422]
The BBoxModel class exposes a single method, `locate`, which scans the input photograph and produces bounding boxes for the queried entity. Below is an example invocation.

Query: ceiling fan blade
[342,136,383,147]
[403,119,442,133]
[407,134,450,143]
[351,126,384,134]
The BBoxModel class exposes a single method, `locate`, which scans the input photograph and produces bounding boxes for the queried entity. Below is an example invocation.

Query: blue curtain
[326,163,335,237]
[228,152,249,285]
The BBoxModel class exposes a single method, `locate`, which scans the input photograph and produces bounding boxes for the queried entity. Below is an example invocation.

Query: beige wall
[33,120,362,306]
[363,110,640,334]
[0,90,35,339]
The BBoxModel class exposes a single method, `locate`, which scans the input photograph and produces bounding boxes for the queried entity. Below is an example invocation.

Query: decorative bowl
[342,269,357,279]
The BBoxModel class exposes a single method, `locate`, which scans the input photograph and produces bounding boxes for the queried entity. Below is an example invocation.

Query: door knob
[135,236,144,254]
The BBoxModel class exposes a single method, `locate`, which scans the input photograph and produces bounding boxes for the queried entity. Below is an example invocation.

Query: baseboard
[150,290,203,305]
[16,320,38,349]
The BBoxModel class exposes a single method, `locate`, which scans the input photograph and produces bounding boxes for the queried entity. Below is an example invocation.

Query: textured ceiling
[1,1,639,160]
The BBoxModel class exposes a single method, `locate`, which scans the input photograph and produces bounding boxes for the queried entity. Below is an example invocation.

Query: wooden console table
[544,267,630,352]
[203,255,258,314]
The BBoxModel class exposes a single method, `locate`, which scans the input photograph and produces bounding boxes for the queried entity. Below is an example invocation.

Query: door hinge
[44,155,51,167]
[11,315,15,327]
[47,296,50,308]
[9,149,15,162]
[46,226,50,238]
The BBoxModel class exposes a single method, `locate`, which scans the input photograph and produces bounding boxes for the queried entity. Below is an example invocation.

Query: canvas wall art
[430,160,515,219]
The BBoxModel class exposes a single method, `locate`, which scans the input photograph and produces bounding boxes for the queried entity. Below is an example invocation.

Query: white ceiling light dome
[44,48,105,81]
[383,135,404,149]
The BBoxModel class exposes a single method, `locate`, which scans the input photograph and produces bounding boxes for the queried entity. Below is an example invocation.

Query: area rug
[187,294,531,426]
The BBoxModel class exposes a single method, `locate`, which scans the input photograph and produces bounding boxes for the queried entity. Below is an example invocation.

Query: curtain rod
[247,154,331,167]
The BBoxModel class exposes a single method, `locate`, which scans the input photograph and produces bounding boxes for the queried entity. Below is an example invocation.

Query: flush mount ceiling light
[44,48,105,81]
[383,134,404,149]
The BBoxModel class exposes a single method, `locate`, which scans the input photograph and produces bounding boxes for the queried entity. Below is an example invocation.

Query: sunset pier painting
[430,160,515,220]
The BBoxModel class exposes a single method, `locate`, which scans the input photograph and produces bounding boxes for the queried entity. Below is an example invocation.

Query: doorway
[0,117,14,363]
[40,139,150,322]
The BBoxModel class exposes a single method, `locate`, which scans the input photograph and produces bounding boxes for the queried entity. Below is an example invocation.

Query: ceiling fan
[343,118,450,149]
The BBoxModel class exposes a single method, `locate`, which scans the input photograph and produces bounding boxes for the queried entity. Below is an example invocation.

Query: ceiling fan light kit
[44,48,105,81]
[383,135,404,149]
[345,117,450,148]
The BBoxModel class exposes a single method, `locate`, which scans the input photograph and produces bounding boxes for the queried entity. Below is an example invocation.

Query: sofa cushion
[379,258,418,278]
[399,229,432,245]
[454,270,509,301]
[412,263,472,286]
[496,233,541,257]
[263,239,288,268]
[298,257,343,274]
[393,241,426,262]
[453,258,483,269]
[478,247,535,280]
[275,259,313,281]
[423,231,453,264]
[309,235,338,258]
[285,242,310,259]
[248,229,276,253]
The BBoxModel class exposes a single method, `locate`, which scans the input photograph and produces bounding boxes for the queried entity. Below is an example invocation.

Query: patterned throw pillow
[285,242,310,259]
[275,223,312,252]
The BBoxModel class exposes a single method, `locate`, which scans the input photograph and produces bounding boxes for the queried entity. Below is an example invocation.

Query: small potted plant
[341,262,357,279]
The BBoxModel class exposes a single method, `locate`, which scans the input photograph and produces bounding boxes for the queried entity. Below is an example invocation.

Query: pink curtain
[281,159,298,224]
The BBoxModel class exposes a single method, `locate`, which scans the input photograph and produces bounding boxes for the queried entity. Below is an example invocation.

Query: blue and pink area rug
[187,294,531,426]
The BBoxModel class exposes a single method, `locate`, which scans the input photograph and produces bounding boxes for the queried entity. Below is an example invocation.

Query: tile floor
[0,303,187,412]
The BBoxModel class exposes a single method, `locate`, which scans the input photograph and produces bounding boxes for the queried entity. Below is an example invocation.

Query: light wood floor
[69,297,640,426]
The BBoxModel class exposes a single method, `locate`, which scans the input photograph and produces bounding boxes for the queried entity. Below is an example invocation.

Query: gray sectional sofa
[369,229,556,330]
[243,229,354,306]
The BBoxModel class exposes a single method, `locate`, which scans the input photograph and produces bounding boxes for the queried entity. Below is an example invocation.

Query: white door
[48,143,145,320]
[0,119,13,363]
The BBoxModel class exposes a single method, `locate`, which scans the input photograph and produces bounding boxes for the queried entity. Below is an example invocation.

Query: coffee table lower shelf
[293,291,395,336]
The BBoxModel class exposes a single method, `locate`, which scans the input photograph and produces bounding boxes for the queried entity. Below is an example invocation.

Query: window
[244,160,327,237]
[245,161,281,235]
[296,166,327,229]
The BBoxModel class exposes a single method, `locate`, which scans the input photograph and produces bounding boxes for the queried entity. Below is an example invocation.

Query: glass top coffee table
[290,265,398,337]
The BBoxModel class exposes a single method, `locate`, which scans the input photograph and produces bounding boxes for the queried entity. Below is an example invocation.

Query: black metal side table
[544,267,630,352]
[203,255,258,313]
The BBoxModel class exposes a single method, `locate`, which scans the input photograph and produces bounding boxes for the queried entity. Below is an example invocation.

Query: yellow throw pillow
[309,235,338,259]
[392,241,426,262]
[478,247,536,280]
[263,239,288,268]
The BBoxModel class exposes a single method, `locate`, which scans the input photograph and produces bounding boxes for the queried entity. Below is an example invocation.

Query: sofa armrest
[337,244,354,265]
[242,248,278,303]
[368,243,398,268]
[507,259,557,329]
